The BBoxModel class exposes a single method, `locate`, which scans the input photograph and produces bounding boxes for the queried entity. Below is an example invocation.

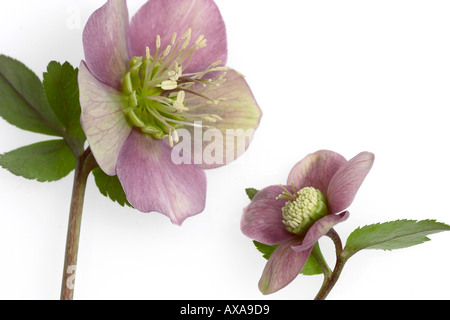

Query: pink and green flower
[79,0,261,225]
[241,150,374,294]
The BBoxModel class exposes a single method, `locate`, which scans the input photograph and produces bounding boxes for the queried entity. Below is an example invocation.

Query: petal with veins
[128,0,227,73]
[83,0,130,90]
[184,69,262,169]
[117,129,207,225]
[259,237,312,295]
[287,150,347,197]
[241,185,294,245]
[78,61,132,176]
[291,212,350,252]
[327,152,375,214]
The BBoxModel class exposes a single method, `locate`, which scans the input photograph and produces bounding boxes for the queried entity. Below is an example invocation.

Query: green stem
[60,148,97,300]
[311,242,332,281]
[314,228,348,300]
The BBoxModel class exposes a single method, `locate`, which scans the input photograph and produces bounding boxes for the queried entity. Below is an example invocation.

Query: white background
[1,0,450,300]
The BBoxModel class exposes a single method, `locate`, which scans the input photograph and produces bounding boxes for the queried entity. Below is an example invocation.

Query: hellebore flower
[241,150,374,294]
[79,0,261,225]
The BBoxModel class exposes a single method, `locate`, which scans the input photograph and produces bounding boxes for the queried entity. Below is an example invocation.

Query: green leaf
[0,140,76,182]
[253,240,323,276]
[300,254,323,276]
[43,61,86,156]
[92,168,132,207]
[345,219,450,257]
[253,240,278,260]
[0,55,64,136]
[302,243,326,276]
[246,188,259,201]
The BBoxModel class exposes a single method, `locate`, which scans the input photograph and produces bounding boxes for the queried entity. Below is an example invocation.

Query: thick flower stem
[60,148,97,300]
[314,228,348,300]
[311,242,332,281]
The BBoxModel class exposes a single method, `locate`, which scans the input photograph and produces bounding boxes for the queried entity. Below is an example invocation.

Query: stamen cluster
[122,29,228,146]
[277,185,329,235]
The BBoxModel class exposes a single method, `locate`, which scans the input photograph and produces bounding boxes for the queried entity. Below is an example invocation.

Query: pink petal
[116,129,207,225]
[259,237,312,295]
[291,212,350,253]
[78,61,132,176]
[241,185,293,245]
[250,185,286,203]
[287,150,347,195]
[327,152,375,213]
[83,0,130,90]
[128,0,227,73]
[181,69,262,169]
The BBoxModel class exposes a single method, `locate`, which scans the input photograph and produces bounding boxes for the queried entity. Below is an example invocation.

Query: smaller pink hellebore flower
[241,150,374,294]
[79,0,261,225]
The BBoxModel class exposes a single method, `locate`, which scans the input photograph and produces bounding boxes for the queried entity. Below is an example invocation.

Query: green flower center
[277,185,329,235]
[121,29,227,146]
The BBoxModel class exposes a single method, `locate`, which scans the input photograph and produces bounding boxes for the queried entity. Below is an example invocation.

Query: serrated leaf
[0,55,64,136]
[253,240,278,260]
[92,168,132,207]
[43,61,86,156]
[246,188,259,201]
[345,219,450,257]
[0,140,75,182]
[253,240,323,275]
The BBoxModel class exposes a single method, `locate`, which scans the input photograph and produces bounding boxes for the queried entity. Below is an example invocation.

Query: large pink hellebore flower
[79,0,261,225]
[241,150,374,294]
